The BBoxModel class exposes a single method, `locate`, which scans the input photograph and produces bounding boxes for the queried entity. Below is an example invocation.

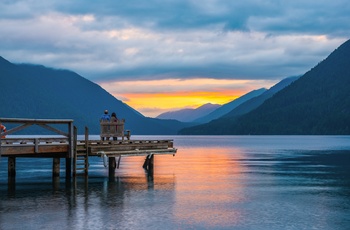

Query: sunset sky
[1,1,349,117]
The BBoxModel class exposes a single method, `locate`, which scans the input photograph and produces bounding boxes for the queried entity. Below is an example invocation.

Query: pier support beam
[66,157,71,179]
[143,154,154,174]
[53,157,60,178]
[8,156,16,178]
[109,157,116,179]
[148,154,154,172]
[53,177,60,190]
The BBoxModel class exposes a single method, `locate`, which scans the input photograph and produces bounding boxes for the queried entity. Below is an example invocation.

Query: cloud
[49,0,350,35]
[98,78,273,94]
[0,0,349,83]
[248,1,350,37]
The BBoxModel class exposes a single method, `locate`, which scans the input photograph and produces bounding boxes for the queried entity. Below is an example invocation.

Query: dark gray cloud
[0,0,349,82]
[51,0,350,34]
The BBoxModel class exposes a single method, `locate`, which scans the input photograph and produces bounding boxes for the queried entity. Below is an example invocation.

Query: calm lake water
[1,135,350,230]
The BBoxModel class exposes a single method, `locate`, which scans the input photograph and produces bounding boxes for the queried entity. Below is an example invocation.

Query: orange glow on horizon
[98,78,276,117]
[122,90,243,109]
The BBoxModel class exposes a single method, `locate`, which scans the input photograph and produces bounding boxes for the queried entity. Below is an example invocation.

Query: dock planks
[0,118,177,180]
[1,139,176,157]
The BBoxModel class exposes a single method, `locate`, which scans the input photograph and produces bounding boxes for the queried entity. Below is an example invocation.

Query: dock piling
[0,118,177,183]
[143,154,154,173]
[53,157,60,178]
[8,156,16,177]
[108,157,116,178]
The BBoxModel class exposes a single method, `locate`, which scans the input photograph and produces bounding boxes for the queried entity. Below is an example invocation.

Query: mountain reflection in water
[1,135,350,229]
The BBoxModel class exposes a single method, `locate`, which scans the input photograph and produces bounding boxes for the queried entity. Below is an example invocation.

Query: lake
[1,135,350,229]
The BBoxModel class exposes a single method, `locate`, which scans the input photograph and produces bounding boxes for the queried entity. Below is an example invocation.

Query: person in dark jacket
[111,112,118,140]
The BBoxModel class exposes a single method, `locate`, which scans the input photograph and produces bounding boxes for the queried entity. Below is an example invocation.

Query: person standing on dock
[111,112,118,140]
[100,110,111,122]
[111,112,118,123]
[0,122,6,138]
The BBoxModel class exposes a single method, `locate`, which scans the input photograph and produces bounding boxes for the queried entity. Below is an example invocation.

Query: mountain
[194,88,267,123]
[222,76,299,118]
[156,103,221,122]
[0,56,192,135]
[179,39,350,135]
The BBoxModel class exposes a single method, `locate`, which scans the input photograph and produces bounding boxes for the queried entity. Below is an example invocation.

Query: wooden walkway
[0,118,177,180]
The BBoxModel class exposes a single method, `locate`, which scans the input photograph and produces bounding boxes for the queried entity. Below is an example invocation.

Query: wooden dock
[0,118,177,180]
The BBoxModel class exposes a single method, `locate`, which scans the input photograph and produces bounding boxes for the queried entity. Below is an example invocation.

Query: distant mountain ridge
[223,76,299,118]
[156,103,221,122]
[194,88,267,123]
[0,56,192,134]
[179,39,350,135]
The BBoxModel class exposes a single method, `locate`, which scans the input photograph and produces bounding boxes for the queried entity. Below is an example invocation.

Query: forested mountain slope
[180,39,350,135]
[223,76,299,118]
[194,88,267,123]
[0,57,191,134]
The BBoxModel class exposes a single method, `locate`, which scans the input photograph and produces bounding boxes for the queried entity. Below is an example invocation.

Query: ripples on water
[1,135,350,229]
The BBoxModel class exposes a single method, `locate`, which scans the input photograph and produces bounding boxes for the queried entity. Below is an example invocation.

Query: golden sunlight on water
[110,145,248,227]
[157,147,248,227]
[1,136,350,229]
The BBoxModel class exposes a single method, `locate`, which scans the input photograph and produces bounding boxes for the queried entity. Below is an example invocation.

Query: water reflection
[1,136,350,229]
[1,174,177,229]
[275,150,350,196]
[230,149,350,230]
[167,146,248,228]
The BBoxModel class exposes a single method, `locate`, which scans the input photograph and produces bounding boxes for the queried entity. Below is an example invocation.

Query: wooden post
[143,154,154,173]
[85,126,89,176]
[53,157,60,178]
[109,157,116,179]
[117,155,122,169]
[53,177,60,190]
[8,156,16,178]
[126,130,131,140]
[142,155,149,169]
[148,154,154,172]
[34,138,39,153]
[72,126,77,177]
[66,123,74,179]
[66,157,72,179]
[8,176,16,195]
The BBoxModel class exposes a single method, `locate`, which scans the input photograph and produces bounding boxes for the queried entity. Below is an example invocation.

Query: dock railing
[0,118,74,158]
[100,119,131,141]
[0,118,75,179]
[1,117,177,180]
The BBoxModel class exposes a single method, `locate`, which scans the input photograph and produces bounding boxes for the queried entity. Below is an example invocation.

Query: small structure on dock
[0,118,177,180]
[99,119,131,141]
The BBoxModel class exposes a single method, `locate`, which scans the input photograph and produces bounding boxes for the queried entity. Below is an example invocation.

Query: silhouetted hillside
[157,103,221,122]
[179,39,350,135]
[223,76,299,118]
[0,56,191,134]
[194,88,267,123]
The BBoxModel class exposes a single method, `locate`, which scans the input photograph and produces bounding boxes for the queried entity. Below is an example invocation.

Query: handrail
[0,117,74,158]
[0,118,73,136]
[1,137,69,144]
[0,118,73,124]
